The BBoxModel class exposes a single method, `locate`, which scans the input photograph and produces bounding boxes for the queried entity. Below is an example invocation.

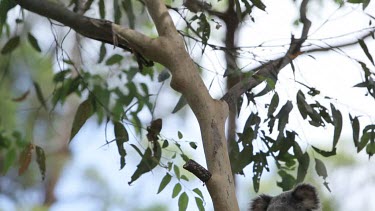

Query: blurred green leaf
[1,36,20,54]
[70,99,94,142]
[27,33,41,52]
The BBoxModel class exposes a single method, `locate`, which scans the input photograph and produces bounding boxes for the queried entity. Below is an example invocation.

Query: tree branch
[15,0,154,67]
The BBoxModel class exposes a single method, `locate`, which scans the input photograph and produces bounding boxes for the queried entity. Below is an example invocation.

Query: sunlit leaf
[174,165,181,179]
[1,36,20,54]
[35,145,46,180]
[172,183,182,198]
[70,99,94,142]
[178,192,189,211]
[195,197,204,211]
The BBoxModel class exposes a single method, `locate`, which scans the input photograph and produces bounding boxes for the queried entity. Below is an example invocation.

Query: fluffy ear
[249,194,272,211]
[292,183,320,210]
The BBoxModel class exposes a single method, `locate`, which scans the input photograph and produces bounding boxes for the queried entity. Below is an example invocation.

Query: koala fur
[250,184,320,211]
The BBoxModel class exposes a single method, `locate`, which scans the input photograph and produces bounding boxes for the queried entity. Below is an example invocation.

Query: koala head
[250,184,320,211]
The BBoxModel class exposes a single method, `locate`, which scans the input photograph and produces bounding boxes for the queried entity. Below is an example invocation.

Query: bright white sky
[2,0,375,211]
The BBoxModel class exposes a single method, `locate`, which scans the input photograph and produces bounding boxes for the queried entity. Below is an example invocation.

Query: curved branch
[15,0,154,67]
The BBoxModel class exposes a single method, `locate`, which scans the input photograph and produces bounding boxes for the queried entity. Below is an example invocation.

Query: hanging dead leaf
[18,143,34,176]
[12,90,30,102]
[146,118,162,142]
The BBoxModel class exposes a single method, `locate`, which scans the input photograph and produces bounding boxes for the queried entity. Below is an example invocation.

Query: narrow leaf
[33,81,48,110]
[331,104,342,149]
[1,35,20,54]
[349,114,360,147]
[98,0,105,19]
[193,188,203,198]
[172,96,187,114]
[174,165,181,179]
[35,145,46,180]
[178,192,189,211]
[195,197,204,211]
[70,99,94,142]
[312,146,337,157]
[97,42,106,63]
[189,142,197,149]
[157,173,172,194]
[359,39,374,64]
[251,0,266,10]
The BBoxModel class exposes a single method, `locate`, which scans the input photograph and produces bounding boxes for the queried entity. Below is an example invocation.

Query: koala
[250,184,320,211]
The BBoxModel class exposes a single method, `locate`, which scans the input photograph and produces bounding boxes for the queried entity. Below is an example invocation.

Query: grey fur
[250,184,320,211]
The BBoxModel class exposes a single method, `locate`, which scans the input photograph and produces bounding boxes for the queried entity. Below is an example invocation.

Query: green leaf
[277,170,296,191]
[35,145,46,180]
[366,142,375,157]
[312,146,336,157]
[70,99,94,142]
[178,131,183,139]
[193,188,203,198]
[172,183,182,198]
[0,0,17,37]
[1,35,20,54]
[331,104,342,149]
[53,69,70,82]
[172,96,187,114]
[33,81,48,110]
[114,121,128,169]
[27,33,41,52]
[349,114,360,147]
[3,148,16,173]
[195,197,204,211]
[157,173,172,194]
[122,0,135,29]
[105,54,123,65]
[113,0,121,24]
[162,140,169,148]
[178,192,189,211]
[315,158,328,180]
[180,175,189,181]
[128,144,161,184]
[267,92,279,117]
[294,143,309,184]
[276,101,293,132]
[98,0,105,19]
[158,69,170,82]
[251,0,266,11]
[358,132,372,152]
[174,165,181,179]
[189,142,197,149]
[97,42,106,63]
[358,39,374,65]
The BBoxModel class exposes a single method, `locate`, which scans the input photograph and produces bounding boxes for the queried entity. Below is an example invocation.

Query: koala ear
[249,194,272,211]
[292,184,320,210]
